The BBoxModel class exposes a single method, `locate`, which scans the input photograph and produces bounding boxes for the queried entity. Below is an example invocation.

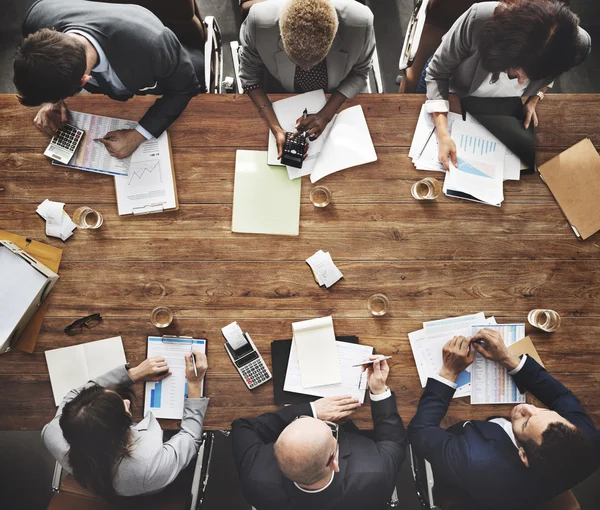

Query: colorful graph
[460,134,498,156]
[149,379,162,408]
[128,160,162,186]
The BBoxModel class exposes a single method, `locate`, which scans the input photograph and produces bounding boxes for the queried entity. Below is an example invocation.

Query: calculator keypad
[240,359,270,389]
[284,132,306,155]
[51,125,84,152]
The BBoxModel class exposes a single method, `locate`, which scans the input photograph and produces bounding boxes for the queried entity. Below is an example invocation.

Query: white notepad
[45,336,127,406]
[284,340,373,403]
[232,150,301,236]
[292,316,340,388]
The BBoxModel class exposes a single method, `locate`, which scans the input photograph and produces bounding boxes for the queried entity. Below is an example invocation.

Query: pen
[417,127,436,159]
[352,355,392,367]
[302,108,308,120]
[94,136,117,142]
[191,351,198,377]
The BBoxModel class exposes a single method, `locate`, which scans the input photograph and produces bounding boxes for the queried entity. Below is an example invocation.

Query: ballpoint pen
[191,351,198,377]
[93,136,118,142]
[417,127,436,159]
[302,108,308,120]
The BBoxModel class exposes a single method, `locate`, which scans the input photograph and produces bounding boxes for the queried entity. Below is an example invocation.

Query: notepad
[144,337,206,419]
[538,138,600,240]
[232,150,301,236]
[292,316,340,388]
[45,336,127,406]
[284,340,373,403]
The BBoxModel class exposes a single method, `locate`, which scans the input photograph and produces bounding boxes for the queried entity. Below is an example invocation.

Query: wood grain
[0,93,599,432]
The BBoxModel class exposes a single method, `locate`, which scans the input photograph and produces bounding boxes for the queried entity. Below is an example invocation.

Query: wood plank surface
[0,93,599,431]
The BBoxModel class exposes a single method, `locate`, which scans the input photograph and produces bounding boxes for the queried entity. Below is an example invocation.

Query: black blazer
[231,395,407,510]
[408,357,600,510]
[22,0,200,137]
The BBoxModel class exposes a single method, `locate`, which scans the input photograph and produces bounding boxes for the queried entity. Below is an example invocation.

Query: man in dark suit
[409,329,600,510]
[14,0,204,158]
[231,357,406,510]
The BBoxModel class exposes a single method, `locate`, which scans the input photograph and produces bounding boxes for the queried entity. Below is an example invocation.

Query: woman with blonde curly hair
[239,0,375,157]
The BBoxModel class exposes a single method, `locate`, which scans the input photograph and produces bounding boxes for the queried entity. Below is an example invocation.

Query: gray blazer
[42,365,209,497]
[23,0,200,137]
[239,0,375,98]
[426,2,592,101]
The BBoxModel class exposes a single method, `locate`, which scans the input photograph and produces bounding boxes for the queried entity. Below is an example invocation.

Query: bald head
[274,417,336,486]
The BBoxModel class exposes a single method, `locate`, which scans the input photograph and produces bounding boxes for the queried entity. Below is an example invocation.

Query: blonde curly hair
[280,0,339,68]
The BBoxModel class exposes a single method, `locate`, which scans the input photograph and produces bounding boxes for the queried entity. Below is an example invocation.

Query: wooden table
[1,93,600,431]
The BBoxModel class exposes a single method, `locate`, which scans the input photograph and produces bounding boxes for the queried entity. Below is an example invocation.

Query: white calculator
[43,124,84,164]
[222,322,272,390]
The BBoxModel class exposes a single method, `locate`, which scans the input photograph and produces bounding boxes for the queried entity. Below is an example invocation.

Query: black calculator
[280,132,307,169]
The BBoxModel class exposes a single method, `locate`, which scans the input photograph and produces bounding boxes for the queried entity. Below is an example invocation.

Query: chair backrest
[203,16,224,94]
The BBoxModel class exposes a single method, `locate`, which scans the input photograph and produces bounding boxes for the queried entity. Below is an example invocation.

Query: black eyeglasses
[64,313,103,336]
[293,416,339,466]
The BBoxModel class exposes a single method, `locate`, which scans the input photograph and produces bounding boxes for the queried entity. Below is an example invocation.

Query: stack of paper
[306,250,343,288]
[36,199,76,241]
[267,91,377,182]
[408,313,497,398]
[470,324,526,404]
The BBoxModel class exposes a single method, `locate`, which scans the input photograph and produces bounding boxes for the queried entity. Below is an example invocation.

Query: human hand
[313,395,361,422]
[295,113,330,141]
[34,101,68,136]
[523,97,539,129]
[363,356,390,395]
[185,351,208,398]
[439,336,475,382]
[128,356,171,382]
[99,129,145,159]
[272,126,287,160]
[438,133,457,171]
[471,328,520,370]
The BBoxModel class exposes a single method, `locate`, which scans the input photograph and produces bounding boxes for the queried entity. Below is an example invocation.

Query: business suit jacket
[42,365,209,497]
[408,357,600,510]
[239,0,375,98]
[231,394,406,510]
[23,0,201,137]
[426,2,592,102]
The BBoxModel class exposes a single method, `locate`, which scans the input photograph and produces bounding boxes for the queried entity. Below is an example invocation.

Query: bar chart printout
[470,324,526,404]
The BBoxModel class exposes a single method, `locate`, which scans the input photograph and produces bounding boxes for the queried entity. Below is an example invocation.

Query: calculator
[43,124,84,164]
[280,132,307,169]
[223,325,272,390]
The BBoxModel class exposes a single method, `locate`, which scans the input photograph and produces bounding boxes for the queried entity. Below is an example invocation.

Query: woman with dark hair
[42,352,208,499]
[419,0,591,169]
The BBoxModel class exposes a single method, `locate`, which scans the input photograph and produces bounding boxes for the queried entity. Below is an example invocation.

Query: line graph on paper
[128,160,162,186]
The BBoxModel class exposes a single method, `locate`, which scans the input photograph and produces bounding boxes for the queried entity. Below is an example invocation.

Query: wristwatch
[536,90,545,101]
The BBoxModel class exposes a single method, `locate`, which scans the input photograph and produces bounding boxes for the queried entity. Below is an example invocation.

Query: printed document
[284,341,373,403]
[470,324,526,404]
[45,336,126,406]
[144,337,206,419]
[292,316,340,388]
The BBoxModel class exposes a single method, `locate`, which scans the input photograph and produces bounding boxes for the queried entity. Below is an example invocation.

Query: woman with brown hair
[42,352,208,499]
[418,0,591,169]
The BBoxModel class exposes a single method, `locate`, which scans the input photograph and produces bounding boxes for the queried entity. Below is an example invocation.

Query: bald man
[231,357,406,510]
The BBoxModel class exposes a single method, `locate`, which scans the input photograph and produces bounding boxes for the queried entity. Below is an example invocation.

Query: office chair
[47,432,215,510]
[90,0,223,94]
[234,0,383,94]
[397,0,572,93]
[409,444,581,510]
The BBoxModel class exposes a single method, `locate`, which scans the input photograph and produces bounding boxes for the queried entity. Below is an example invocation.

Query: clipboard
[0,230,63,353]
[114,132,179,216]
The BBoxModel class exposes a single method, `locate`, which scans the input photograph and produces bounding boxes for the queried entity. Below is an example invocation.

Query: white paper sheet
[284,341,373,403]
[221,322,249,350]
[292,316,340,388]
[310,105,378,183]
[306,250,343,288]
[471,324,526,404]
[144,337,206,419]
[45,337,127,406]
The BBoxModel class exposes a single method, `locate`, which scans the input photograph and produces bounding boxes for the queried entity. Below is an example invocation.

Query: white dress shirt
[434,355,528,448]
[66,30,153,140]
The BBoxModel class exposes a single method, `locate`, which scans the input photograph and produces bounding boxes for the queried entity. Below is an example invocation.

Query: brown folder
[538,138,600,240]
[507,336,545,368]
[0,230,63,353]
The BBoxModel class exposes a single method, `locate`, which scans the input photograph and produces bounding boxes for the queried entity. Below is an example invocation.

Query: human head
[274,416,339,486]
[280,0,339,70]
[59,385,133,498]
[511,403,595,484]
[13,28,87,106]
[478,0,585,82]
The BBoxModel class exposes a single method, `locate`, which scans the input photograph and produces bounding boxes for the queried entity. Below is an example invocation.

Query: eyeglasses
[293,415,339,466]
[64,313,103,336]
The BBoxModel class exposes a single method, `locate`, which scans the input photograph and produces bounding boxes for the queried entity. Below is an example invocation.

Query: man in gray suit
[14,0,204,159]
[239,0,375,157]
